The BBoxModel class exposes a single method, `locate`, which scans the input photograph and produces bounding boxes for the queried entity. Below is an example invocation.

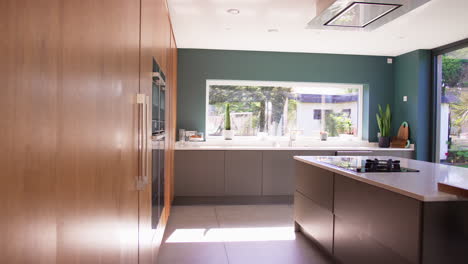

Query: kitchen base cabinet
[294,191,334,254]
[421,201,468,264]
[370,150,414,159]
[262,150,335,195]
[225,151,262,195]
[294,158,468,264]
[334,217,413,264]
[334,176,421,264]
[294,163,335,255]
[175,151,225,196]
[295,161,334,211]
[173,149,414,202]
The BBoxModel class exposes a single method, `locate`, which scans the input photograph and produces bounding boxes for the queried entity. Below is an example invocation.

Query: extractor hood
[307,0,432,31]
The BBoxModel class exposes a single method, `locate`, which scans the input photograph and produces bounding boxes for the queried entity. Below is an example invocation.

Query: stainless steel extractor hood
[307,0,432,31]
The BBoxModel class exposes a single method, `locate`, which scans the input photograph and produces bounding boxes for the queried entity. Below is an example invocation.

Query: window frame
[431,38,468,162]
[205,79,364,140]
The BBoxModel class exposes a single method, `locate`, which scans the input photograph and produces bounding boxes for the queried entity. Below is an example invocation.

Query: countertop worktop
[294,156,468,202]
[169,141,415,151]
[173,145,415,151]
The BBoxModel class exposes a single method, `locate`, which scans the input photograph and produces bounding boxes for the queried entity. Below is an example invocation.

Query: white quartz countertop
[175,146,414,151]
[172,141,414,151]
[294,156,468,202]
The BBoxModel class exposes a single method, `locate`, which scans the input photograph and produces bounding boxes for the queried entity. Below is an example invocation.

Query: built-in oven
[151,59,166,228]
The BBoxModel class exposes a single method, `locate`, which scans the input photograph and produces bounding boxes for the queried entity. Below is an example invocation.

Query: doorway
[435,45,468,167]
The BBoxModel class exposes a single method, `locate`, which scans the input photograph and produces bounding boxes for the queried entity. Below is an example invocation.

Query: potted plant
[376,104,391,148]
[223,103,234,140]
[320,131,328,141]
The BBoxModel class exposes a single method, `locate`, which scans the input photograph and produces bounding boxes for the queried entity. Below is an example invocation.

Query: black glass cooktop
[315,157,419,173]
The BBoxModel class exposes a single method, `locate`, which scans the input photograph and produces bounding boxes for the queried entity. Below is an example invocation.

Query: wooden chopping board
[391,122,409,148]
[397,122,409,140]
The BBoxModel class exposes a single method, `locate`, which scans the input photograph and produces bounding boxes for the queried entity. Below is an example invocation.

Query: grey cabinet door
[262,150,336,196]
[299,150,336,156]
[294,191,334,254]
[174,150,225,196]
[262,151,297,195]
[295,161,334,212]
[225,151,262,195]
[334,175,421,264]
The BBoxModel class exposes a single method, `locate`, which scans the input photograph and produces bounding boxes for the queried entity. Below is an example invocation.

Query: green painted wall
[393,50,431,161]
[177,48,395,142]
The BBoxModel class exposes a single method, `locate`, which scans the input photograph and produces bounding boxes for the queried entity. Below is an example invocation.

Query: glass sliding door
[435,46,468,167]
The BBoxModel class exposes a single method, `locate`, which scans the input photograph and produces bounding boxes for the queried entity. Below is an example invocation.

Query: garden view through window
[207,81,362,139]
[437,46,468,167]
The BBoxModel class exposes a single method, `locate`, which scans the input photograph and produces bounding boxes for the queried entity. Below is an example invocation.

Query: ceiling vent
[307,0,432,31]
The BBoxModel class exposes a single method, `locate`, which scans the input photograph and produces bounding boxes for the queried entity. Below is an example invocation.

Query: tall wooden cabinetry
[0,0,176,263]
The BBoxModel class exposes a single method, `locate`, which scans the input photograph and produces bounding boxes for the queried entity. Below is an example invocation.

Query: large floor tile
[224,234,332,264]
[215,204,294,228]
[163,206,219,241]
[158,242,229,264]
[158,204,334,264]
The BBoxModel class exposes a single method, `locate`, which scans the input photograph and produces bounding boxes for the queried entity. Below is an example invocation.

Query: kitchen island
[294,156,468,264]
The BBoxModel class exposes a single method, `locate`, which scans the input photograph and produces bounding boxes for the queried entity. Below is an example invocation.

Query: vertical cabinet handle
[144,95,150,186]
[136,93,147,190]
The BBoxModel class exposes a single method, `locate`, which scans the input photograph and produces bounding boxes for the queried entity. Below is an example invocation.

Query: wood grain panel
[139,0,158,262]
[140,0,177,262]
[1,1,62,262]
[1,0,141,263]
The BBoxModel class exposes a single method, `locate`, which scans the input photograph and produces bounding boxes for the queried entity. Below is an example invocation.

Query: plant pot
[320,133,328,141]
[378,136,391,148]
[223,130,234,140]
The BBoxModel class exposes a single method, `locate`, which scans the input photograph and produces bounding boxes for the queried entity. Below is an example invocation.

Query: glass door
[435,46,468,167]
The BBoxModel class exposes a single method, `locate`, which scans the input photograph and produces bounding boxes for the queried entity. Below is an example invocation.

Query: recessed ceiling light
[267,28,279,33]
[227,9,240,15]
[225,27,231,31]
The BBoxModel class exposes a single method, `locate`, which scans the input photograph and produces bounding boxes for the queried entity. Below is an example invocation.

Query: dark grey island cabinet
[294,158,468,264]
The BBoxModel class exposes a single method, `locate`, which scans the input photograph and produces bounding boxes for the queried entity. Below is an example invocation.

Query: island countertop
[294,156,468,202]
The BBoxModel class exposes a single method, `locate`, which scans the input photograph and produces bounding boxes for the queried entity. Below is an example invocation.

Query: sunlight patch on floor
[166,227,296,243]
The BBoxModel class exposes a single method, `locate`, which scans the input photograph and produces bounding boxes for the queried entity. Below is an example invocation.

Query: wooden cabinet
[140,0,177,262]
[225,151,263,195]
[1,0,176,263]
[175,151,226,196]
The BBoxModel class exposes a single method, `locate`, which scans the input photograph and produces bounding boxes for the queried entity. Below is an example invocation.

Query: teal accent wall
[393,50,431,161]
[177,48,395,142]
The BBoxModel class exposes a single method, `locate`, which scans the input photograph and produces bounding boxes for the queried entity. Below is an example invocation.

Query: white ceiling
[167,0,468,56]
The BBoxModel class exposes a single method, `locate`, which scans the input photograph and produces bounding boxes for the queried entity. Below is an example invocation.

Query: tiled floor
[158,205,334,264]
